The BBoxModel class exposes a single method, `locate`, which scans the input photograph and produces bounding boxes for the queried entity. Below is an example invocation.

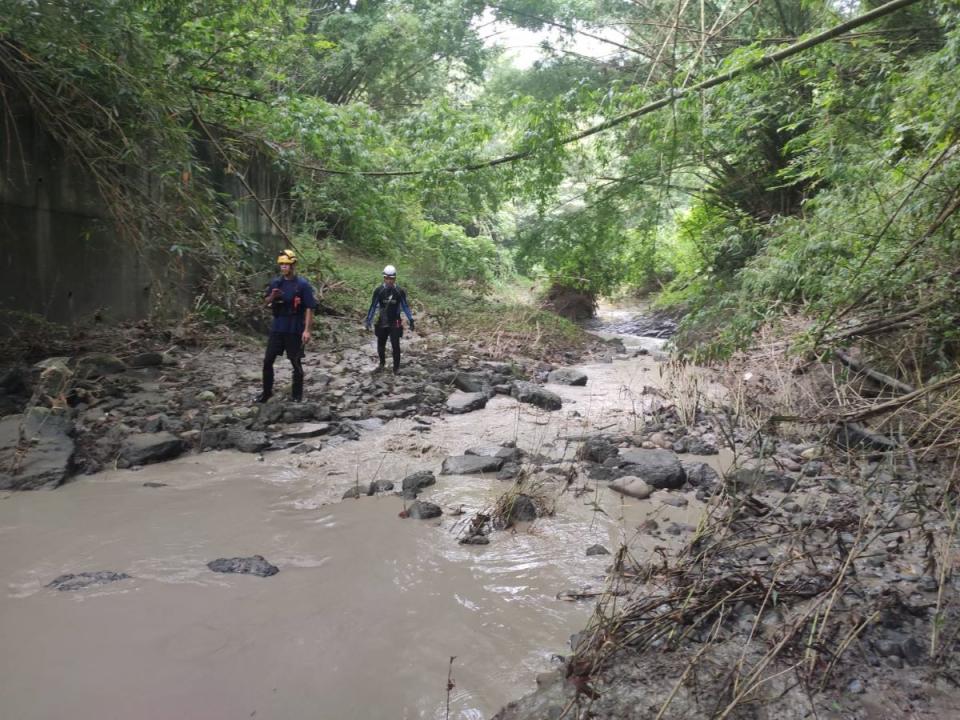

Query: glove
[409,319,415,332]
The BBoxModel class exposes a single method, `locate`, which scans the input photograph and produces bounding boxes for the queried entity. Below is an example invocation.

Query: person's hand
[364,322,371,332]
[409,319,415,332]
[270,288,282,301]
[301,329,311,344]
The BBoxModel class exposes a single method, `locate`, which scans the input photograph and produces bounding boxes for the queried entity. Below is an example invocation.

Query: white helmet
[382,265,397,277]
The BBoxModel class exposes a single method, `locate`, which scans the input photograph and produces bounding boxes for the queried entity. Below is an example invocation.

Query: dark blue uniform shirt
[266,276,317,335]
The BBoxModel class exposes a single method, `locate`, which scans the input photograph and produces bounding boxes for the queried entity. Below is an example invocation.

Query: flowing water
[0,317,726,720]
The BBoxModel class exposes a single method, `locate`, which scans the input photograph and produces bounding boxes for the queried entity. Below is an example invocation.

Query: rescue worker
[364,265,414,373]
[256,250,317,402]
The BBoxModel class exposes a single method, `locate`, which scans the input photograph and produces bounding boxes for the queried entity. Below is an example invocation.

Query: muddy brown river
[0,333,726,719]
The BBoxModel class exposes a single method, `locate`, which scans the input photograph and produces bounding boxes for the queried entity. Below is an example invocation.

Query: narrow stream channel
[0,314,725,719]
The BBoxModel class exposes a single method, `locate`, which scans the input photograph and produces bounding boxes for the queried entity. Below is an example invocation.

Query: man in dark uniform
[256,250,317,402]
[364,264,414,373]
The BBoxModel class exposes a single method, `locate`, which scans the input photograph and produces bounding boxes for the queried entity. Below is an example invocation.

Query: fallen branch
[834,349,915,395]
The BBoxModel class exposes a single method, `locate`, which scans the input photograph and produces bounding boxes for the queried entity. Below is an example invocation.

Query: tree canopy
[3,0,958,364]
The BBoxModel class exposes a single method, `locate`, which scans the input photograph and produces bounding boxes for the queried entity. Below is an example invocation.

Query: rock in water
[609,476,653,499]
[510,381,562,411]
[406,500,442,519]
[401,470,436,495]
[207,555,279,577]
[547,368,588,386]
[120,432,185,467]
[47,571,131,591]
[0,408,75,490]
[441,455,505,475]
[617,448,686,489]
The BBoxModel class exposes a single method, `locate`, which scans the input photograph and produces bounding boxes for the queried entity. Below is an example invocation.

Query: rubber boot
[291,370,304,403]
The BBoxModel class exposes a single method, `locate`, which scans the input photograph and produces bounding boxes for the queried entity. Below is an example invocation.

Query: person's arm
[364,287,380,328]
[302,308,314,343]
[265,280,280,307]
[399,289,414,330]
[301,280,318,343]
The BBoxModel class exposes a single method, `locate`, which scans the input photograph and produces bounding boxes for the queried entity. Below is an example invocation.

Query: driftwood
[834,349,915,395]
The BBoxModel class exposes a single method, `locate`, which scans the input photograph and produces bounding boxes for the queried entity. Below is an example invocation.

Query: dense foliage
[3,0,958,368]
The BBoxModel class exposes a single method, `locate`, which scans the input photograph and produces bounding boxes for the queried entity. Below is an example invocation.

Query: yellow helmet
[277,249,297,265]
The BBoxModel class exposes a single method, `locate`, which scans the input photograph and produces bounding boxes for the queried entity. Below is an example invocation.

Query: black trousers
[263,332,304,399]
[375,326,402,370]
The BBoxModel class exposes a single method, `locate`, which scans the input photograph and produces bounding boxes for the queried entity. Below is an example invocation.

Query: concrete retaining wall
[0,91,291,325]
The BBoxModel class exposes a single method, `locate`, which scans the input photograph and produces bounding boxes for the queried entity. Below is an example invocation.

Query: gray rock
[367,479,395,495]
[401,470,436,494]
[729,467,794,493]
[142,482,168,488]
[586,544,610,556]
[283,422,332,439]
[503,494,538,524]
[847,678,865,694]
[441,455,505,475]
[547,368,588,386]
[342,486,363,499]
[609,476,653,499]
[683,461,719,488]
[406,500,442,519]
[466,445,520,461]
[460,534,490,545]
[128,352,164,368]
[282,403,332,424]
[0,408,75,490]
[75,353,127,378]
[579,435,619,463]
[380,393,419,410]
[453,372,491,394]
[446,391,489,414]
[673,436,718,455]
[120,432,185,466]
[201,428,270,453]
[497,463,521,480]
[510,381,562,411]
[47,571,131,592]
[207,555,278,577]
[617,448,686,489]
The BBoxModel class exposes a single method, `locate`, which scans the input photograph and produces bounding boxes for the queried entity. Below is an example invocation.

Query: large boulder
[510,381,562,411]
[441,455,505,475]
[0,408,75,490]
[547,368,588,386]
[119,431,185,467]
[446,392,489,414]
[617,448,686,490]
